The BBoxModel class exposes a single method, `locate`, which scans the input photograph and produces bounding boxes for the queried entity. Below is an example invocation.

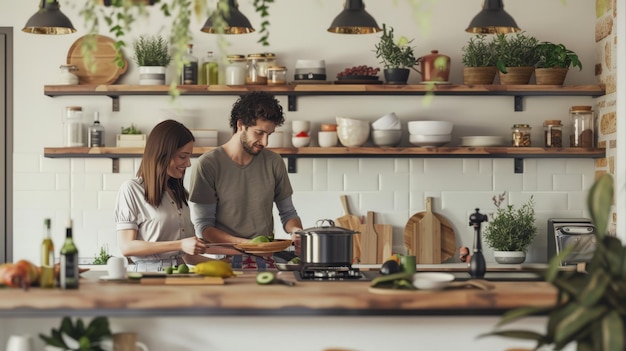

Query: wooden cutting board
[404,197,456,263]
[66,34,128,85]
[376,223,393,263]
[360,212,379,264]
[335,195,363,263]
[140,276,225,285]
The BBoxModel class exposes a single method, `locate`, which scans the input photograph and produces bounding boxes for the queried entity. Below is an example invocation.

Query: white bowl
[372,130,402,147]
[318,131,338,147]
[337,124,370,147]
[291,120,311,134]
[409,134,451,147]
[372,112,401,130]
[408,121,453,135]
[460,136,506,147]
[267,131,285,148]
[412,272,455,290]
[291,135,311,148]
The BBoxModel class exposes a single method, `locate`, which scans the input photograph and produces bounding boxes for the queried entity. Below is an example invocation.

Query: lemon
[250,236,270,243]
[194,260,235,278]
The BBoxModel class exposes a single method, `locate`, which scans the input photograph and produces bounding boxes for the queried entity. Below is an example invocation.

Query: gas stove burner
[294,265,377,281]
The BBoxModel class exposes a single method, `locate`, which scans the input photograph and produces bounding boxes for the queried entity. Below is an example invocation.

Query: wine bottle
[60,219,79,289]
[180,44,198,85]
[200,51,219,85]
[88,111,105,147]
[40,218,55,288]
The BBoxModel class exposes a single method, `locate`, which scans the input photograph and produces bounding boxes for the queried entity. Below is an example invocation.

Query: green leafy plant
[374,23,418,70]
[91,245,113,265]
[461,34,497,67]
[494,32,540,73]
[483,193,537,252]
[39,316,112,351]
[120,124,142,134]
[132,35,172,67]
[481,174,625,351]
[535,41,583,70]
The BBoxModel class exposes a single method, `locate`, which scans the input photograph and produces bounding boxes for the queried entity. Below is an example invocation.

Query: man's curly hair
[229,91,285,133]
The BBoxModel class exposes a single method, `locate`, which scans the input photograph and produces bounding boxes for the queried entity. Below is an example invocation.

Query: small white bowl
[318,131,338,147]
[409,134,451,147]
[372,130,402,147]
[291,120,311,134]
[408,121,453,135]
[267,131,285,148]
[372,112,401,130]
[291,135,311,148]
[412,272,455,290]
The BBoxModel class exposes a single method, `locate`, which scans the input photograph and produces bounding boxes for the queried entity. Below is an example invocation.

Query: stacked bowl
[336,117,370,147]
[371,112,402,147]
[408,121,453,147]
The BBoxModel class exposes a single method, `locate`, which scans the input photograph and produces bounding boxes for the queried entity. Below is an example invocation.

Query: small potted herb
[534,41,583,85]
[374,23,418,84]
[461,34,498,84]
[132,35,172,85]
[494,32,540,84]
[116,124,146,147]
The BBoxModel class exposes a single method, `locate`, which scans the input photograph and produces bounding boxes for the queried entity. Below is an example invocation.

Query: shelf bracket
[287,157,297,173]
[514,158,524,173]
[288,95,297,111]
[110,96,120,112]
[514,96,523,111]
[112,158,120,173]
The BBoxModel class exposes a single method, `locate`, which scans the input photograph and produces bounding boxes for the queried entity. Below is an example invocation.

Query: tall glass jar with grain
[543,120,563,148]
[569,106,595,148]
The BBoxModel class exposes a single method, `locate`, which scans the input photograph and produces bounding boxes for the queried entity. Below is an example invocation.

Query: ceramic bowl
[321,123,338,132]
[412,272,455,290]
[409,134,451,147]
[337,123,370,147]
[408,121,453,135]
[318,131,338,147]
[372,130,402,147]
[291,120,311,134]
[372,112,401,130]
[267,131,285,148]
[291,135,311,148]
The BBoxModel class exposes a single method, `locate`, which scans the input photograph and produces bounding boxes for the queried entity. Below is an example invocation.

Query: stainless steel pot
[296,219,359,266]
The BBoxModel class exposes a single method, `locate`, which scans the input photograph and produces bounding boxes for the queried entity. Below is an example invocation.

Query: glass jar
[543,120,563,148]
[569,105,595,148]
[225,55,247,85]
[58,64,79,85]
[64,106,84,147]
[267,66,287,85]
[246,53,277,85]
[512,124,531,147]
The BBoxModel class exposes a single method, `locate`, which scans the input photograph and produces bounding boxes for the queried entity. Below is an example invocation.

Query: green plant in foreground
[374,23,418,70]
[132,35,172,67]
[39,316,112,351]
[483,193,537,252]
[481,174,625,351]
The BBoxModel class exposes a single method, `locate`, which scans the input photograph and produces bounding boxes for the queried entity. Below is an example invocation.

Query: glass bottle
[60,219,79,289]
[543,120,563,148]
[225,54,247,85]
[569,106,595,148]
[88,111,105,147]
[64,106,84,147]
[511,123,531,147]
[180,44,198,85]
[200,51,219,85]
[40,218,55,289]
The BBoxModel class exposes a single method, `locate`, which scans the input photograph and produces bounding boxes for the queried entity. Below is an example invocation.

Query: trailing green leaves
[588,173,614,239]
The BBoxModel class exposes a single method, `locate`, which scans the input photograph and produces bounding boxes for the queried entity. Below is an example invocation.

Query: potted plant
[374,23,418,84]
[461,34,498,85]
[39,316,112,351]
[116,124,146,147]
[481,174,624,351]
[483,192,537,264]
[534,41,583,85]
[494,32,540,84]
[132,35,171,85]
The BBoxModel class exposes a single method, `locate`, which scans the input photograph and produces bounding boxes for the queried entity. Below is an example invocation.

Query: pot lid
[297,219,359,235]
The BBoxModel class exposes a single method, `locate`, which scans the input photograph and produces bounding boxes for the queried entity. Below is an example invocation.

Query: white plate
[99,275,127,281]
[417,81,451,85]
[460,136,506,147]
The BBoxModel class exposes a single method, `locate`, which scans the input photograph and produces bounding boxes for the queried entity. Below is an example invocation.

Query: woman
[114,119,222,271]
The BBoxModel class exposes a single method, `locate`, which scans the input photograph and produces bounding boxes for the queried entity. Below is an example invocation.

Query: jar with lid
[225,55,246,85]
[64,106,84,147]
[569,105,595,147]
[58,64,79,85]
[543,120,563,148]
[511,124,531,147]
[267,66,287,85]
[246,53,277,85]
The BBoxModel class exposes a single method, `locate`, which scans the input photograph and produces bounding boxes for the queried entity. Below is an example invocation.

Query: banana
[194,260,236,278]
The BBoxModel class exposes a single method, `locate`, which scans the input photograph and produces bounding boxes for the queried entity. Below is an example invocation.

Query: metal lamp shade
[201,0,255,34]
[327,0,381,34]
[22,0,76,35]
[465,0,520,34]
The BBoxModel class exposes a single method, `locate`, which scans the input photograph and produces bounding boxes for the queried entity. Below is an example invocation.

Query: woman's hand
[181,237,206,256]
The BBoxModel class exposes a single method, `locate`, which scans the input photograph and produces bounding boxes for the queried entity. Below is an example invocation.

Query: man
[189,92,303,268]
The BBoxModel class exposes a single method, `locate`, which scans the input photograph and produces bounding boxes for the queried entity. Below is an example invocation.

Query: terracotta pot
[417,50,451,82]
[535,67,568,85]
[463,66,497,85]
[498,66,535,85]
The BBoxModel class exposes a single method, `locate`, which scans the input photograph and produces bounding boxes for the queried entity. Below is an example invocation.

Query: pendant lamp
[328,0,381,34]
[465,0,520,34]
[201,0,255,34]
[22,0,76,35]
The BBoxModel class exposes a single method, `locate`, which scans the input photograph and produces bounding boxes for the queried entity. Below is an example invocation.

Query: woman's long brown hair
[137,119,195,208]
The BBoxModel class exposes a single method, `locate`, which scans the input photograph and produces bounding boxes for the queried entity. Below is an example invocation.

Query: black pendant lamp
[201,0,255,34]
[23,0,76,35]
[328,0,381,34]
[465,0,520,34]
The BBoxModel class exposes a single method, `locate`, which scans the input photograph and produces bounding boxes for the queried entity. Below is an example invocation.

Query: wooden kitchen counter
[0,271,557,318]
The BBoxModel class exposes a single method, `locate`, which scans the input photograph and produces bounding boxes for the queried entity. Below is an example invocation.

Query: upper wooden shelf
[43,84,606,112]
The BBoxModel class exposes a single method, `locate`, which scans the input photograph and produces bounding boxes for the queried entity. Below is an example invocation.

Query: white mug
[107,256,127,279]
[6,334,34,351]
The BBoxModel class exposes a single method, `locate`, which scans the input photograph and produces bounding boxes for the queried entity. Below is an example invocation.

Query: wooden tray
[234,239,292,253]
[66,34,128,85]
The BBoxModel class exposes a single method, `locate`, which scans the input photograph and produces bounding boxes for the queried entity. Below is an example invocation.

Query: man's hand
[181,237,206,256]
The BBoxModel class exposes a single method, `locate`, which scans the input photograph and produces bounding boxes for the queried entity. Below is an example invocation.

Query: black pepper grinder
[469,208,488,279]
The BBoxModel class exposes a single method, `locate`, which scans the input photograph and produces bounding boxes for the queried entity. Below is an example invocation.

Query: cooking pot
[417,50,451,82]
[295,219,359,267]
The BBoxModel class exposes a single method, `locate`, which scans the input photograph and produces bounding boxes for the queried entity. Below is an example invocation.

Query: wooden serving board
[368,280,494,294]
[335,195,363,263]
[404,197,456,263]
[66,34,128,85]
[356,222,392,264]
[140,276,225,285]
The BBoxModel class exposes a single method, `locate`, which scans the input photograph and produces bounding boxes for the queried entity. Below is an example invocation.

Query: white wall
[2,0,599,264]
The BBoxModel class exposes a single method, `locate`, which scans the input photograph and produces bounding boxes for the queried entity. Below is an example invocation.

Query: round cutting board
[66,34,127,84]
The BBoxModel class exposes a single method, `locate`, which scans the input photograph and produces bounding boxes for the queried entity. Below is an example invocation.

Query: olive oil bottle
[40,218,55,288]
[60,219,79,289]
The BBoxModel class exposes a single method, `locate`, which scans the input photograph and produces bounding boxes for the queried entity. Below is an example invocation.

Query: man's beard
[241,131,262,156]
